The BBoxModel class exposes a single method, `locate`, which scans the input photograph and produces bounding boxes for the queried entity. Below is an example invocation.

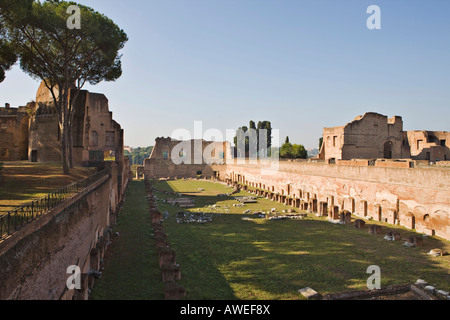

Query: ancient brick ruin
[0,81,131,300]
[0,103,30,161]
[0,81,125,167]
[143,113,450,242]
[319,112,449,163]
[144,137,231,179]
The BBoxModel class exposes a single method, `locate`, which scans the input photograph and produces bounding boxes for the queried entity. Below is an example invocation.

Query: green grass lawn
[89,180,164,300]
[0,161,95,213]
[151,179,450,300]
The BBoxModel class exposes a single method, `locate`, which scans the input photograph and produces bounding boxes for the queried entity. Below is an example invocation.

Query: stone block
[298,287,321,300]
[354,219,366,229]
[164,282,186,300]
[368,225,382,235]
[424,285,436,294]
[415,279,428,287]
[437,290,449,297]
[161,264,181,283]
[414,236,424,247]
[158,247,176,267]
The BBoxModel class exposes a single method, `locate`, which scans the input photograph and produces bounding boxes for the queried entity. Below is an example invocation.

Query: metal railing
[0,169,108,241]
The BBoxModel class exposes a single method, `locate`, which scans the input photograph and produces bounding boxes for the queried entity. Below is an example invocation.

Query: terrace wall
[215,160,450,241]
[0,163,127,300]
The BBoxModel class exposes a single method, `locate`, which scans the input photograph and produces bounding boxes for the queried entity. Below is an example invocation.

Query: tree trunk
[60,90,71,175]
[61,122,70,175]
[68,123,74,169]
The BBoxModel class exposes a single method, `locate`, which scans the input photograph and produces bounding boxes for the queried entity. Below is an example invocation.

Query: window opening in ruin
[90,131,98,147]
[384,141,393,159]
[417,139,423,150]
[105,131,115,147]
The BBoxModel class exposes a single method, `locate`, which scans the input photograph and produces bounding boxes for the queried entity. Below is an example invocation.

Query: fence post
[7,211,11,236]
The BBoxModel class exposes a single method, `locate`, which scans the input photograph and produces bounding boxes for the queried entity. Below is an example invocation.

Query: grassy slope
[0,161,95,212]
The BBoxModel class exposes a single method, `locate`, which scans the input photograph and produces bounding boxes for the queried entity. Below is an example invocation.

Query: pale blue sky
[1,0,449,149]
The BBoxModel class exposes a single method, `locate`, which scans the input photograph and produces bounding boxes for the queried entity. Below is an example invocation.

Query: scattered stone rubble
[415,279,450,300]
[176,211,214,224]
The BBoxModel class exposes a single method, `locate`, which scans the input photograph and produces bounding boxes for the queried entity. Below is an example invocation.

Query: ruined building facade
[29,81,124,167]
[144,137,231,179]
[143,113,449,241]
[0,81,124,168]
[320,112,449,163]
[0,103,31,161]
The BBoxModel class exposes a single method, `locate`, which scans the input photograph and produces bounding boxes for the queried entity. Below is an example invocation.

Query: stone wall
[31,81,125,167]
[0,164,127,300]
[28,109,61,163]
[407,131,450,162]
[322,113,407,161]
[144,137,231,179]
[215,160,450,241]
[0,105,30,161]
[321,112,449,162]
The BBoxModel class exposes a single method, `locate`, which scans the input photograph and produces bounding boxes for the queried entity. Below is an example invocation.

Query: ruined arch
[360,200,368,217]
[311,198,318,213]
[403,212,416,230]
[345,197,355,213]
[413,206,427,221]
[374,204,382,222]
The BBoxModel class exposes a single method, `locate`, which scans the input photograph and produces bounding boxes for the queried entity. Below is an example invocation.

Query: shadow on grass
[152,180,450,300]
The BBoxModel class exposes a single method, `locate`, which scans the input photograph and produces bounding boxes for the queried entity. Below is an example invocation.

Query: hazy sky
[1,0,449,149]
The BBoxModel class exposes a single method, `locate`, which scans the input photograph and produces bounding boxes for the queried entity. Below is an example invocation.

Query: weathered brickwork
[0,163,131,300]
[320,112,449,163]
[144,137,231,179]
[28,81,124,166]
[217,160,450,241]
[0,103,30,161]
